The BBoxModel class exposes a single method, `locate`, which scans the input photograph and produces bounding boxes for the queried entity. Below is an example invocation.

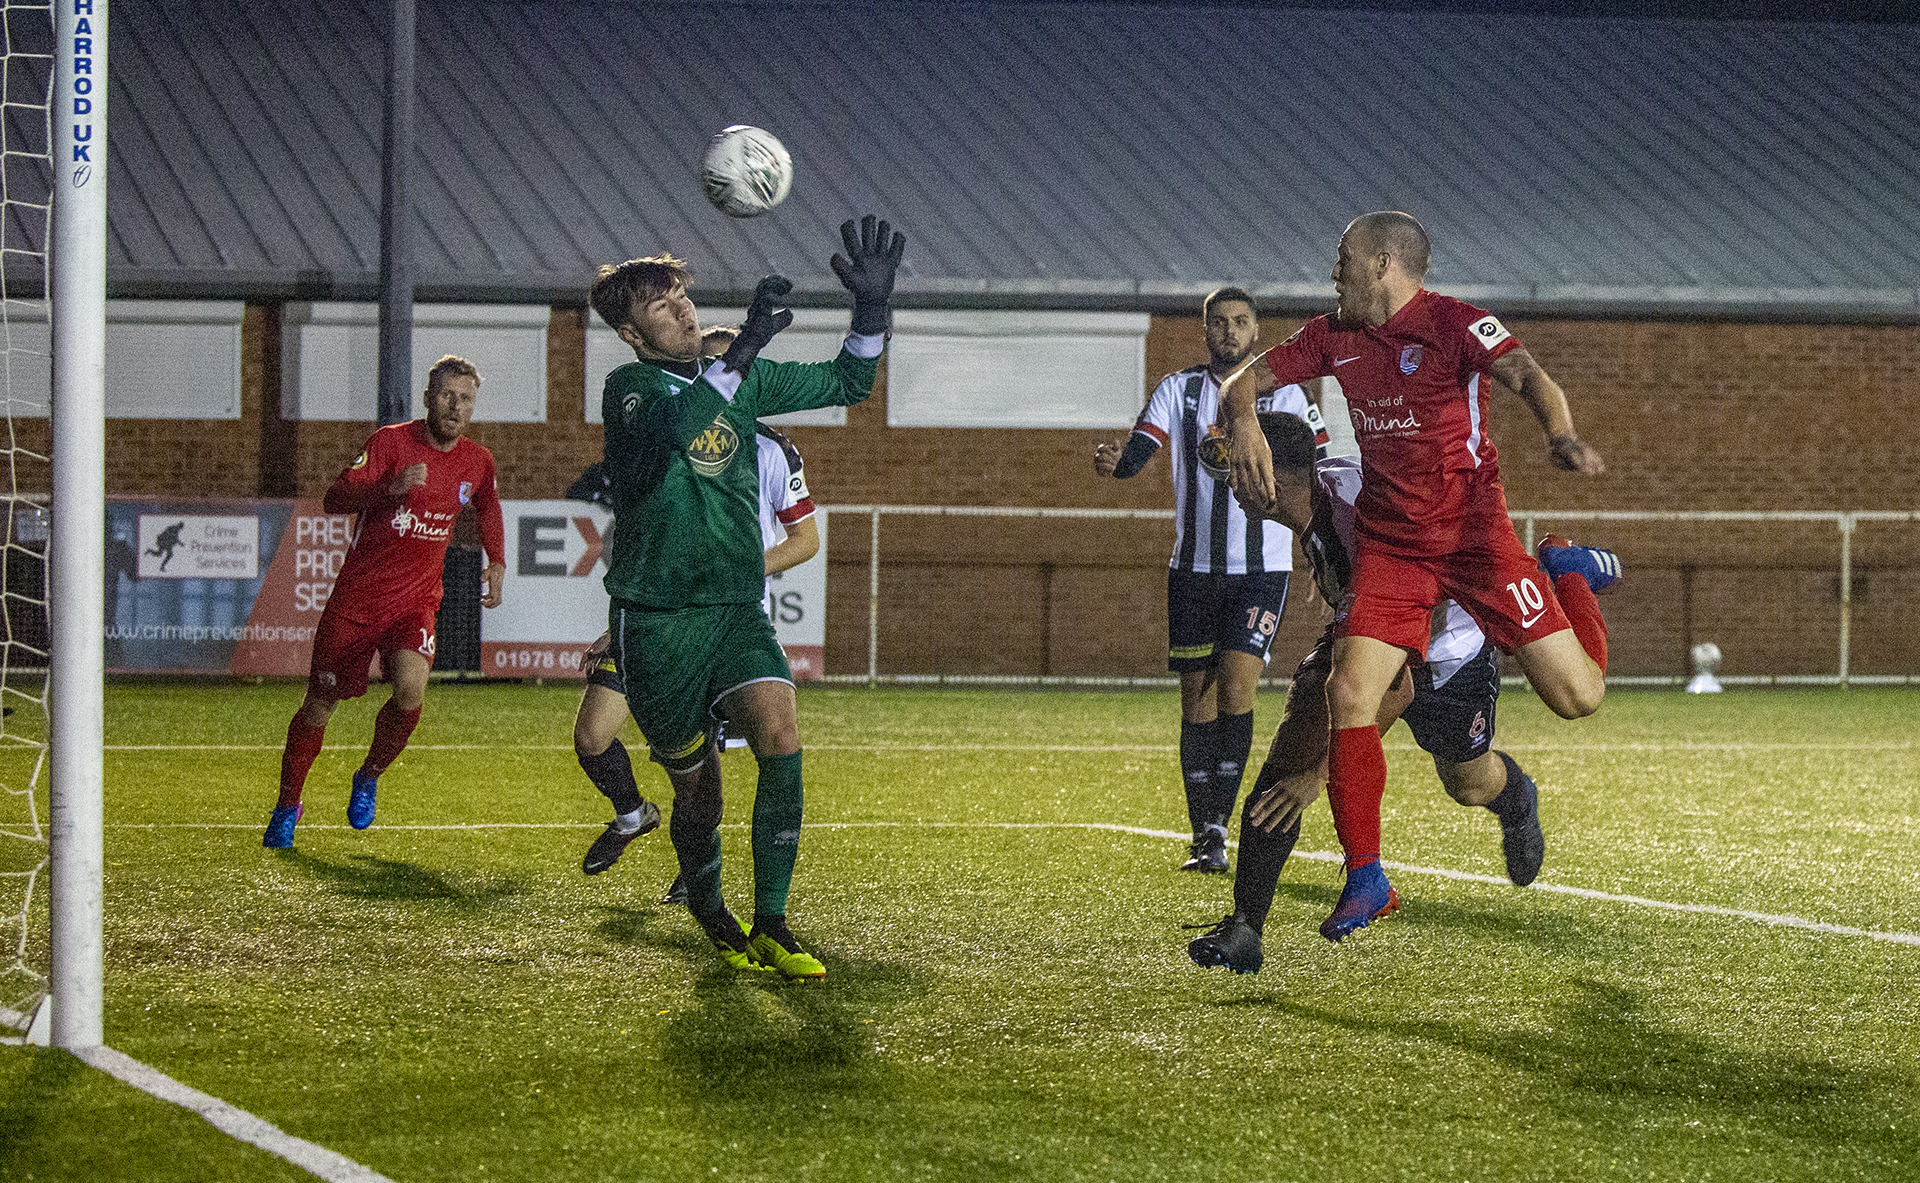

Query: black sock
[1231,782,1300,934]
[578,738,643,817]
[1484,751,1531,824]
[1210,710,1255,831]
[1180,719,1219,835]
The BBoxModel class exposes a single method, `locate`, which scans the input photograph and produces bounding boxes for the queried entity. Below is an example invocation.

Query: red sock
[278,717,327,809]
[360,701,422,778]
[1554,573,1609,673]
[1327,725,1387,870]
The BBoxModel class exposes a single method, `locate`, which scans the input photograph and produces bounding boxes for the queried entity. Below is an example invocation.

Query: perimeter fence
[816,505,1920,688]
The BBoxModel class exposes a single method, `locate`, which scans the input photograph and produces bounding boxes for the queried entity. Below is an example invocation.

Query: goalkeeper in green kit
[589,216,905,980]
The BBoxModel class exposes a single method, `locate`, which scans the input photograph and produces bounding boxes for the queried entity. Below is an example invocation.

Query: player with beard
[263,355,507,848]
[1186,411,1577,973]
[1094,288,1309,874]
[1221,211,1619,941]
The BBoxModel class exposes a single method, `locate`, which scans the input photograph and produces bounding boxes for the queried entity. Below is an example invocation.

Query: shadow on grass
[592,902,690,954]
[285,851,530,908]
[0,1048,85,1164]
[656,952,914,1108]
[1234,978,1920,1159]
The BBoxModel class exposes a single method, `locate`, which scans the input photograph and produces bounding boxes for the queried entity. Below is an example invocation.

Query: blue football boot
[263,803,303,849]
[1537,534,1623,594]
[347,769,379,830]
[1319,860,1400,943]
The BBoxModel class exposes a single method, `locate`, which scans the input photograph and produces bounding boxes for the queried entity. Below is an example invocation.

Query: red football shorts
[307,601,438,699]
[1340,528,1570,656]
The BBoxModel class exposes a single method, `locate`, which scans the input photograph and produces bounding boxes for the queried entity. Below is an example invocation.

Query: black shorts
[1400,642,1501,766]
[1166,568,1290,673]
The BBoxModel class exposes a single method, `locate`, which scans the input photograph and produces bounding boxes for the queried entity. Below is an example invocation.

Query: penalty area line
[69,1044,395,1183]
[809,821,1920,948]
[112,819,1920,948]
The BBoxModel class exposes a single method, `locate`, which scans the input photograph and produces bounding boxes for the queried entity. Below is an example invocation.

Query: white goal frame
[46,0,107,1049]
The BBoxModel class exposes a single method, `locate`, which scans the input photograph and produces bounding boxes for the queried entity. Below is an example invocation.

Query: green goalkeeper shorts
[611,599,792,771]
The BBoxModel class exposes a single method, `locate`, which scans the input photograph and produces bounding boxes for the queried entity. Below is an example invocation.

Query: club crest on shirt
[1198,424,1231,480]
[1399,345,1423,375]
[687,415,741,477]
[458,481,473,506]
[350,450,368,469]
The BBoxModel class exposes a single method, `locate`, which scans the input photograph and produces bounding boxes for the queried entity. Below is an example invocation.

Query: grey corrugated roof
[91,0,1920,318]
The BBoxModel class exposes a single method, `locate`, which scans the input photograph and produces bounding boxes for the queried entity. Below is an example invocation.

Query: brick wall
[103,304,1920,680]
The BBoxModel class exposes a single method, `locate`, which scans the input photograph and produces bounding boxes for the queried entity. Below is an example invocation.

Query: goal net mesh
[0,0,51,1034]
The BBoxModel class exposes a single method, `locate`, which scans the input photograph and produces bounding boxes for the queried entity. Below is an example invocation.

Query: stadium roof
[89,0,1920,319]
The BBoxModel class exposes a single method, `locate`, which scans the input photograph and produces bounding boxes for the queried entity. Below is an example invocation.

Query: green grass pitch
[2,683,1917,1181]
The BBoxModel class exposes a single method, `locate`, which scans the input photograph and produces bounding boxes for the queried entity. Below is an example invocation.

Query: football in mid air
[701,125,793,218]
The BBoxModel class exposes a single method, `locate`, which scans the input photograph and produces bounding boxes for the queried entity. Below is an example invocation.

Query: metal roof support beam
[377,0,415,427]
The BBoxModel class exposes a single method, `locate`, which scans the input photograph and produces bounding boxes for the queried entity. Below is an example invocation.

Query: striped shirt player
[1093,286,1309,875]
[1186,409,1551,976]
[754,425,816,621]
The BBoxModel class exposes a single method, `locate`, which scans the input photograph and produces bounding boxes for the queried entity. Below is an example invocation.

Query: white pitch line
[811,821,1920,948]
[113,818,1920,948]
[70,1044,395,1183]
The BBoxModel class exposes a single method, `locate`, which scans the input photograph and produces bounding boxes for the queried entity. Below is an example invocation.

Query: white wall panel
[885,310,1149,428]
[584,307,849,426]
[283,302,550,422]
[1,301,244,419]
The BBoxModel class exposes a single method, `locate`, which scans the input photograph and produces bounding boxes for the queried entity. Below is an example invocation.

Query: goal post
[48,0,106,1049]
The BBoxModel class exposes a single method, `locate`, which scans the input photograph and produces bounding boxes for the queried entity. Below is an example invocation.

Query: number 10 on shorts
[1507,577,1546,627]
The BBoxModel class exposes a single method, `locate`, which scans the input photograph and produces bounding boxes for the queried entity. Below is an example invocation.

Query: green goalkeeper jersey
[600,345,877,609]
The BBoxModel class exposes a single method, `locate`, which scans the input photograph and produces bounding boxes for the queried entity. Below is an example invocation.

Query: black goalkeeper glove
[721,275,794,374]
[830,215,906,336]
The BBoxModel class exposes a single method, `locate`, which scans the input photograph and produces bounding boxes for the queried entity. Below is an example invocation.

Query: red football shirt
[323,420,506,620]
[1264,289,1523,556]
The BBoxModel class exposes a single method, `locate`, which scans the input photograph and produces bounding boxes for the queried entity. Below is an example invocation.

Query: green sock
[751,750,804,918]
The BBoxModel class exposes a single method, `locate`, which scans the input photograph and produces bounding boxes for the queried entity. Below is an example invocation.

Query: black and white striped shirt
[1132,366,1310,575]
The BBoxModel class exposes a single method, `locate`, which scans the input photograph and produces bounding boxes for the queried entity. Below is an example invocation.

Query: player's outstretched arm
[1094,435,1158,479]
[1220,356,1277,512]
[720,276,794,375]
[1490,349,1605,476]
[764,516,820,576]
[831,215,906,336]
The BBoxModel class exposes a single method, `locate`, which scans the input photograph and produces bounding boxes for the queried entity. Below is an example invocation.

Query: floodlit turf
[3,683,1918,1182]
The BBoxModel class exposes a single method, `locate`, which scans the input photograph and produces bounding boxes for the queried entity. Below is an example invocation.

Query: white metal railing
[820,505,1920,688]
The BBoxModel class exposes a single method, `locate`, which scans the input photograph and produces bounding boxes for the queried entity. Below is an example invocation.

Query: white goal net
[0,0,51,1037]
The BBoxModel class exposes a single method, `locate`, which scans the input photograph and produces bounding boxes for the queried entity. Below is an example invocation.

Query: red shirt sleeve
[323,429,395,515]
[471,452,506,568]
[1263,318,1334,387]
[1446,299,1523,370]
